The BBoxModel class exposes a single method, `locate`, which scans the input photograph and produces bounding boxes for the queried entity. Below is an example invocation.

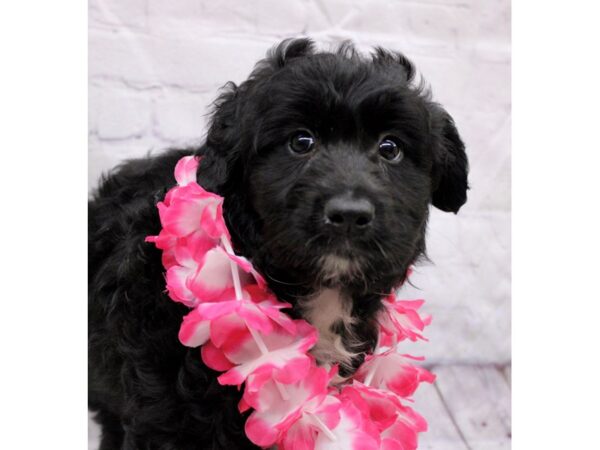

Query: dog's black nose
[324,196,374,232]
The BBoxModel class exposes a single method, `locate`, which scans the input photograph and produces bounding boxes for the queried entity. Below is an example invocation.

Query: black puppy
[89,38,468,449]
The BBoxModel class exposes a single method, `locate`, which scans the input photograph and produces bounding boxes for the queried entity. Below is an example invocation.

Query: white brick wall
[89,0,511,364]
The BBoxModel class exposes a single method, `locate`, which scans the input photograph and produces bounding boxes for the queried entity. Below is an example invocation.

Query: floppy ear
[198,38,316,194]
[430,108,469,213]
[196,82,245,194]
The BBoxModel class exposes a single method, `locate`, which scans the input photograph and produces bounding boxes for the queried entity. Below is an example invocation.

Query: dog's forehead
[275,56,402,101]
[260,68,425,144]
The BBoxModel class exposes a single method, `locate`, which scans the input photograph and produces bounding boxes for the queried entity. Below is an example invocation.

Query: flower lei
[147,156,435,450]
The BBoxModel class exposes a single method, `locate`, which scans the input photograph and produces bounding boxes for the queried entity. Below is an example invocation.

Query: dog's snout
[324,196,374,232]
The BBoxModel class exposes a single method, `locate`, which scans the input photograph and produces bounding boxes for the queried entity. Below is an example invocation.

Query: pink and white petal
[178,311,210,347]
[188,247,236,301]
[238,396,251,414]
[157,197,203,237]
[312,395,342,430]
[245,413,283,448]
[339,384,400,433]
[395,403,427,434]
[145,229,176,251]
[158,185,223,237]
[174,230,218,266]
[383,293,397,304]
[241,369,281,412]
[218,353,308,386]
[146,231,179,269]
[243,285,279,305]
[394,299,425,310]
[356,352,435,398]
[314,401,379,450]
[218,322,317,386]
[199,201,226,238]
[161,246,178,270]
[279,394,342,449]
[214,202,231,240]
[380,437,405,450]
[242,363,329,414]
[162,188,174,207]
[239,301,276,335]
[280,416,318,450]
[165,265,197,306]
[174,155,200,186]
[244,377,312,445]
[378,300,429,344]
[196,300,240,320]
[393,308,427,341]
[381,407,428,450]
[227,252,267,287]
[243,365,340,448]
[210,313,250,348]
[256,298,296,334]
[201,340,235,371]
[243,375,308,446]
[195,299,274,338]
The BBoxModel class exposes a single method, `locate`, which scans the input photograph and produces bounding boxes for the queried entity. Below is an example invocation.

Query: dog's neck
[298,288,363,374]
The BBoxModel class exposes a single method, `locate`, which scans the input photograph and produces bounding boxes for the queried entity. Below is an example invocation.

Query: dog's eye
[378,136,403,163]
[289,131,315,155]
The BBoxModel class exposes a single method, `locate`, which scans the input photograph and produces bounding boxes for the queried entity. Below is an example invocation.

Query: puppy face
[200,39,468,299]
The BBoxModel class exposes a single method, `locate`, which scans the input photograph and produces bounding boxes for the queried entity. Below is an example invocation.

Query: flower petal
[201,340,235,371]
[244,365,340,448]
[165,265,197,306]
[158,184,223,237]
[355,351,435,398]
[314,400,379,450]
[188,247,236,301]
[217,321,317,386]
[378,298,430,346]
[178,309,210,347]
[174,155,199,186]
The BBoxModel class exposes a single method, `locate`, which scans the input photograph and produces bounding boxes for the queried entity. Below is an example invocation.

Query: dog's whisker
[373,237,389,260]
[263,270,307,287]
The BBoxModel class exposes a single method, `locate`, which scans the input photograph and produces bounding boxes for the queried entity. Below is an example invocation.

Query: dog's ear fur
[429,106,469,213]
[199,38,316,194]
[370,48,469,213]
[268,38,315,69]
[371,47,416,83]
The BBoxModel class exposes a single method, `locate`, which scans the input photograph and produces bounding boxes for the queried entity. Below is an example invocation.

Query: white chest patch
[299,288,360,371]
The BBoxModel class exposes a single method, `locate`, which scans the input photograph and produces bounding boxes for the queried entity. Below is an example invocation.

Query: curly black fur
[89,38,469,449]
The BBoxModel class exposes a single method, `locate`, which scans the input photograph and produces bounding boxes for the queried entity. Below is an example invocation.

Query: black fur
[89,38,469,449]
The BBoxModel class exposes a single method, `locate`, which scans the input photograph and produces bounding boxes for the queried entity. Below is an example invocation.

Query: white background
[88,0,511,364]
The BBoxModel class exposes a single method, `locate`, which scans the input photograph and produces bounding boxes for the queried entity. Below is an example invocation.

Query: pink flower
[215,320,318,387]
[340,383,427,450]
[243,365,341,448]
[174,155,200,186]
[157,182,227,239]
[313,399,379,450]
[159,230,223,305]
[354,351,435,398]
[178,288,295,348]
[165,244,264,306]
[186,246,239,302]
[145,229,178,269]
[378,298,431,346]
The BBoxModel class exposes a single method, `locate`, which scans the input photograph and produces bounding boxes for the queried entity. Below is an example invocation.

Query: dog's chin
[319,254,362,286]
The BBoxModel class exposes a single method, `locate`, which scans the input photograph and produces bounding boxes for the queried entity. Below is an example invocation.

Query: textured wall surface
[89,0,511,364]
